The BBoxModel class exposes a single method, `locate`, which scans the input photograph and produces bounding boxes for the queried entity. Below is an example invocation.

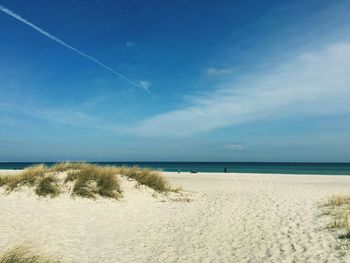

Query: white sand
[1,171,350,262]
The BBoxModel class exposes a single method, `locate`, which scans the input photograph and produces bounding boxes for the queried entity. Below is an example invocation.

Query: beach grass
[35,175,60,197]
[49,162,89,173]
[0,244,61,263]
[0,165,46,192]
[62,163,172,192]
[115,166,170,192]
[322,195,350,238]
[70,165,121,199]
[0,162,176,199]
[325,195,350,207]
[0,163,121,199]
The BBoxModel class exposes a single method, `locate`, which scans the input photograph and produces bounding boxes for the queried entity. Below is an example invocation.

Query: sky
[0,0,350,162]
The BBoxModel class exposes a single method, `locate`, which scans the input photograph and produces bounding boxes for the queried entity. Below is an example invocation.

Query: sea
[1,162,350,175]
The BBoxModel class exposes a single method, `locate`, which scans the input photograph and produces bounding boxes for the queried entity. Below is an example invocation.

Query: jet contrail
[0,4,148,91]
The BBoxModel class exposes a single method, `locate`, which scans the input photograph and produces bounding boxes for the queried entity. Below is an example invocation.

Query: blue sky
[1,0,350,162]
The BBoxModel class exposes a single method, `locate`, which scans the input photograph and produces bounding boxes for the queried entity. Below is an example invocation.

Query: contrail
[0,4,148,91]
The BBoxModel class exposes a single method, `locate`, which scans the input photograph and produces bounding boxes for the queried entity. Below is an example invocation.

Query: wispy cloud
[133,42,350,137]
[0,4,147,91]
[204,67,234,76]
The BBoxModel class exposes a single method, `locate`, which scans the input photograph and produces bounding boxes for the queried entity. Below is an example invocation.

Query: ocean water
[1,162,350,175]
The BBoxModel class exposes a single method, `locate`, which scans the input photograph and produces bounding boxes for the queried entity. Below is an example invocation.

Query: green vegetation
[0,162,175,199]
[116,166,170,192]
[35,175,60,197]
[0,244,61,263]
[70,165,121,199]
[0,165,46,192]
[62,163,172,193]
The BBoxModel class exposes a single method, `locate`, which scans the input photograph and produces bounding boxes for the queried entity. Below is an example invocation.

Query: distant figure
[178,169,180,174]
[190,170,197,174]
[224,167,227,173]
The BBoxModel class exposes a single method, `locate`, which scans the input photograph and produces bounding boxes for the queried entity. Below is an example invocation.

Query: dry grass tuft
[321,195,350,240]
[35,175,60,197]
[116,166,171,192]
[0,175,12,188]
[49,162,88,173]
[0,244,61,263]
[0,165,46,192]
[328,212,350,230]
[325,195,350,207]
[70,165,121,199]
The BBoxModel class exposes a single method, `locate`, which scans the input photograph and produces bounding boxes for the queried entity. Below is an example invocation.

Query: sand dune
[1,171,350,262]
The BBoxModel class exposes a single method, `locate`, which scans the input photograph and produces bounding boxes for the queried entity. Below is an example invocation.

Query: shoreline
[165,171,350,178]
[2,169,350,178]
[1,162,350,176]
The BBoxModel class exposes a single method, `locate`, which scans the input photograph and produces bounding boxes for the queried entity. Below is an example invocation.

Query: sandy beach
[1,171,350,262]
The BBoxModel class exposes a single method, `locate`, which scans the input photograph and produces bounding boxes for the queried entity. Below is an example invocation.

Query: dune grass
[50,162,172,196]
[35,175,60,197]
[0,163,121,199]
[48,162,89,173]
[0,244,61,263]
[325,195,350,207]
[0,162,176,199]
[62,163,172,192]
[322,195,350,238]
[68,165,121,199]
[0,165,46,192]
[115,166,171,192]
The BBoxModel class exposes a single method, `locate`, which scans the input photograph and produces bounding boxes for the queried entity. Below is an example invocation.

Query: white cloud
[126,41,135,48]
[132,42,350,137]
[223,144,244,150]
[204,67,234,76]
